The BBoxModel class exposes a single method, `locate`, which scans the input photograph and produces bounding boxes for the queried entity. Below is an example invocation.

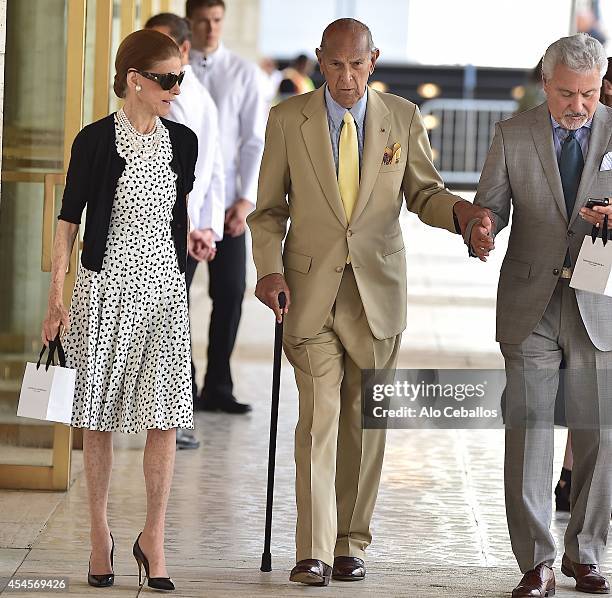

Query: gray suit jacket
[475,101,612,350]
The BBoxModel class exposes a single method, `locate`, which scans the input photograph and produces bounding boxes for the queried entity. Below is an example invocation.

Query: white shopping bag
[570,236,612,296]
[17,339,75,424]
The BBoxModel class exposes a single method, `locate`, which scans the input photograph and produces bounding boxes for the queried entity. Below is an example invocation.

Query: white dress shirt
[190,43,266,208]
[167,64,224,240]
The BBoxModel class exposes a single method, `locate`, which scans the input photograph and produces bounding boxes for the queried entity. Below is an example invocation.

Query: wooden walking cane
[261,292,286,572]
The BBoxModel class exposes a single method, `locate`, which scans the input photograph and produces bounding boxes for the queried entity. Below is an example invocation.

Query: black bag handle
[36,333,67,371]
[591,217,609,246]
[36,343,56,371]
[589,199,610,246]
[55,338,66,367]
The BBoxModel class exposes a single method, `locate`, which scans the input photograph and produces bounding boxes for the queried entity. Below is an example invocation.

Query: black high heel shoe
[132,532,175,591]
[555,467,572,512]
[88,532,115,588]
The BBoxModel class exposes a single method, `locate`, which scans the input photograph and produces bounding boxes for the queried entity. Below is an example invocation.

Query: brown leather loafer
[332,556,365,581]
[289,559,332,586]
[561,554,610,594]
[512,563,555,597]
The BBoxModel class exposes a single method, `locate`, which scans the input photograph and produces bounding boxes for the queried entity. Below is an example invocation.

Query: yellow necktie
[338,112,359,264]
[338,111,359,222]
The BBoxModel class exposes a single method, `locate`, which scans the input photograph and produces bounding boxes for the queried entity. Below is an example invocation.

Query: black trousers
[185,232,246,401]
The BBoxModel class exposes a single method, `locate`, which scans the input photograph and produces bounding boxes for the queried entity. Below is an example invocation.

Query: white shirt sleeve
[170,82,225,240]
[236,65,267,205]
[198,97,225,240]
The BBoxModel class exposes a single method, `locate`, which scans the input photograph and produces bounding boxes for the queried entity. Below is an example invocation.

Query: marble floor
[1,196,610,597]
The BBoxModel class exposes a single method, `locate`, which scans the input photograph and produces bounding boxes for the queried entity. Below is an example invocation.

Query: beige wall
[220,0,261,60]
[166,0,261,60]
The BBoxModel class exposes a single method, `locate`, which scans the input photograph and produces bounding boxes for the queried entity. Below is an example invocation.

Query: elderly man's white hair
[542,32,607,80]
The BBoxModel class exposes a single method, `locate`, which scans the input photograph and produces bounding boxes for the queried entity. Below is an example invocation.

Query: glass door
[0,0,179,490]
[0,0,100,490]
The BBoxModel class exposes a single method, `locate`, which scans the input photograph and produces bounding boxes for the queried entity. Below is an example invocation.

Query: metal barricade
[419,99,517,187]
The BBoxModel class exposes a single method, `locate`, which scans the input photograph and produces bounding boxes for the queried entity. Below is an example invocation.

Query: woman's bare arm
[41,220,79,345]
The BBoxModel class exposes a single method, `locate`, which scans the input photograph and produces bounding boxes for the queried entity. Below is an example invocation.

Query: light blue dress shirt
[324,85,367,174]
[551,115,591,162]
[550,114,612,171]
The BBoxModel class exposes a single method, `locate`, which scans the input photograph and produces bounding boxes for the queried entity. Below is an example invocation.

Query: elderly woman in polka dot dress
[41,29,203,591]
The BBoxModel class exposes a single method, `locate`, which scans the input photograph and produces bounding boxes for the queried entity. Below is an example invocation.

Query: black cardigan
[58,113,198,273]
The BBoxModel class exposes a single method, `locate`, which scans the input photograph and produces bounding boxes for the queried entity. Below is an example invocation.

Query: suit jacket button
[335,266,343,273]
[567,230,575,237]
[347,229,353,237]
[553,268,560,276]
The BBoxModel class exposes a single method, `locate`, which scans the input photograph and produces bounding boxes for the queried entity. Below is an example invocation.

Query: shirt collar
[324,85,368,130]
[550,114,593,131]
[189,42,225,69]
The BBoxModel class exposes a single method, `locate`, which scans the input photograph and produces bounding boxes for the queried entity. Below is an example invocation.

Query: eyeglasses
[129,69,185,90]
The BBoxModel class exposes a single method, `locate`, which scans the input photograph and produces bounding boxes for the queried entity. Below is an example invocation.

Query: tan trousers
[283,266,401,566]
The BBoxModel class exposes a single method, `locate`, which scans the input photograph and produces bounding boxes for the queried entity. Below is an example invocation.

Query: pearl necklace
[115,108,161,160]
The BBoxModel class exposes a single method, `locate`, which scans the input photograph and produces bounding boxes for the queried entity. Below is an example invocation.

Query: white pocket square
[600,151,612,171]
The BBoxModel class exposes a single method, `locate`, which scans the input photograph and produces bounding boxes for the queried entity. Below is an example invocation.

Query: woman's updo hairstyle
[113,29,181,98]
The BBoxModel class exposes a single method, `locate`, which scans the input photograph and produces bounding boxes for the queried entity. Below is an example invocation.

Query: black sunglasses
[130,69,185,90]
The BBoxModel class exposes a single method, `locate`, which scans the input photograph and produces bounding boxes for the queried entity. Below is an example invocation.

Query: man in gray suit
[470,33,612,597]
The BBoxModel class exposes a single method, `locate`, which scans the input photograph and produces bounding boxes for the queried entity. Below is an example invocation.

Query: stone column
[0,0,6,177]
[221,0,261,61]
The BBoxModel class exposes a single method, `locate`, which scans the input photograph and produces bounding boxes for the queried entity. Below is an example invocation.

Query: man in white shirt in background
[145,12,225,447]
[186,0,266,414]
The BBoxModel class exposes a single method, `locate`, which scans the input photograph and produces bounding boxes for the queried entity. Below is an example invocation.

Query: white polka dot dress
[63,113,194,433]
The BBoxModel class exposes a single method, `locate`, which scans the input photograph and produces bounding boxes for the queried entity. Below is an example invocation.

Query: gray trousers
[501,280,612,573]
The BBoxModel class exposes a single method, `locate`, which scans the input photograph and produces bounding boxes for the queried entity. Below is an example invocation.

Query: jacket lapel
[530,102,568,223]
[570,102,612,226]
[301,87,347,227]
[350,88,391,226]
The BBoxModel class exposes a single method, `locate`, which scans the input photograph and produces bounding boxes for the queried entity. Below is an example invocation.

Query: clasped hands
[188,228,217,262]
[188,199,255,262]
[453,200,495,262]
[455,199,612,261]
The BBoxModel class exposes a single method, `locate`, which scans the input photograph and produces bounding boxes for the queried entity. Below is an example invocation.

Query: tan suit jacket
[247,85,461,340]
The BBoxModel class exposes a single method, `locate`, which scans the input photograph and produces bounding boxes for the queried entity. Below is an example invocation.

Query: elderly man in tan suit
[248,18,489,586]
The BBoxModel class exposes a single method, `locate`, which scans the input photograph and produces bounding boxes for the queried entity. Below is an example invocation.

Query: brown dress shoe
[289,559,332,586]
[561,554,610,594]
[332,556,366,581]
[512,563,555,597]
